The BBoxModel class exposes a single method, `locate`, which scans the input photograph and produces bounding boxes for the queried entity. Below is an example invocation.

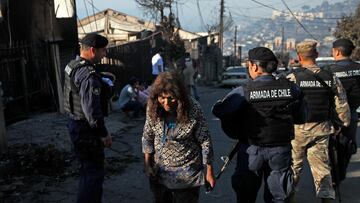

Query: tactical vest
[63,59,96,119]
[325,61,360,108]
[293,68,334,122]
[244,78,295,146]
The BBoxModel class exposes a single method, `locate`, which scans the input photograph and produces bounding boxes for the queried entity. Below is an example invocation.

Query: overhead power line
[91,0,98,31]
[196,0,208,31]
[227,7,271,20]
[250,0,282,12]
[84,0,101,12]
[83,0,92,32]
[280,0,317,41]
[77,16,86,34]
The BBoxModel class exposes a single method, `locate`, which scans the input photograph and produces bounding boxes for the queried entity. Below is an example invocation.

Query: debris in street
[0,143,72,178]
[0,142,139,202]
[105,155,140,175]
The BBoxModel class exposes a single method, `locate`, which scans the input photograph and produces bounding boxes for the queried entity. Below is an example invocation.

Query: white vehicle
[221,66,249,87]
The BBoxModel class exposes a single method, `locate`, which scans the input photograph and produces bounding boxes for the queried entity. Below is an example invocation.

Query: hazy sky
[75,0,343,32]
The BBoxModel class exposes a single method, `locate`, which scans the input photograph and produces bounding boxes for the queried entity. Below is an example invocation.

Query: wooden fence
[0,41,56,124]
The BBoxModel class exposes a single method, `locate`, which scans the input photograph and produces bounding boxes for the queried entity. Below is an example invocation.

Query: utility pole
[219,0,224,53]
[281,26,285,53]
[238,46,242,63]
[234,25,237,65]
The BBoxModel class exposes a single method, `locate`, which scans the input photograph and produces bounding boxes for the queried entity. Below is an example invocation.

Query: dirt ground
[0,110,144,203]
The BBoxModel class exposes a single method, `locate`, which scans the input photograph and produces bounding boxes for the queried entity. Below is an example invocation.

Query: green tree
[334,3,360,59]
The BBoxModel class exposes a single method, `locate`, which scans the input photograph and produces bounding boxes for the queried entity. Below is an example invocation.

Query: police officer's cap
[333,38,355,50]
[248,47,277,62]
[80,33,108,48]
[296,41,317,54]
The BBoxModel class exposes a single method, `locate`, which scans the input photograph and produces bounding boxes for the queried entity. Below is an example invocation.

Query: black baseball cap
[80,33,108,48]
[248,47,277,62]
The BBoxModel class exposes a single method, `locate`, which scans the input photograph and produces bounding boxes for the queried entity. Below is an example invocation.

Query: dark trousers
[149,179,200,203]
[68,119,105,203]
[246,144,293,203]
[77,160,105,203]
[341,109,358,154]
[330,108,359,183]
[232,144,262,203]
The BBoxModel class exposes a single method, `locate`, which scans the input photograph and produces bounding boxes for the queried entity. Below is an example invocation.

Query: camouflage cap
[296,41,317,54]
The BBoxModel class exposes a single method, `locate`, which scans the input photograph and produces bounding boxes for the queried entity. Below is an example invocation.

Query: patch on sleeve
[64,65,73,75]
[92,87,101,95]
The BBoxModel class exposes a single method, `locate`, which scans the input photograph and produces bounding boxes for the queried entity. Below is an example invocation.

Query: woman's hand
[206,164,216,189]
[144,153,156,178]
[144,164,156,177]
[102,133,112,148]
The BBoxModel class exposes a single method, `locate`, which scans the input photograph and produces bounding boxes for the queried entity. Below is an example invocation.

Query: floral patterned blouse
[142,99,214,189]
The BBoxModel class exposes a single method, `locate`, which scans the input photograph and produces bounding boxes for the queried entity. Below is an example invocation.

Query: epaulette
[78,59,96,75]
[87,65,96,75]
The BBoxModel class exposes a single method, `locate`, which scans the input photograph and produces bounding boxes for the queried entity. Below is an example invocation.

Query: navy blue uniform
[64,58,109,203]
[213,75,306,203]
[325,59,360,181]
[326,59,360,148]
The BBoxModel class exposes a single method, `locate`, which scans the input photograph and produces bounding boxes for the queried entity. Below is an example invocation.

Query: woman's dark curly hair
[148,71,190,123]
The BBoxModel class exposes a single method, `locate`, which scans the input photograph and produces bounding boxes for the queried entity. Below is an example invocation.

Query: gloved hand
[102,77,114,87]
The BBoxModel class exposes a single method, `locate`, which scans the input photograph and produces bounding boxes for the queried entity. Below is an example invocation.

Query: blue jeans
[246,144,293,203]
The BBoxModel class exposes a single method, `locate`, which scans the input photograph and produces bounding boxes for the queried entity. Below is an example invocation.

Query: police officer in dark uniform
[212,47,306,203]
[63,33,112,203]
[324,38,360,178]
[328,38,360,152]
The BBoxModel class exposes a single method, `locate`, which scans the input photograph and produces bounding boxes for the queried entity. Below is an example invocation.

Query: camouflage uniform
[286,41,351,200]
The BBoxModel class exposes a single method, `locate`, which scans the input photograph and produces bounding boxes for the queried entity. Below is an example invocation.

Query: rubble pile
[1,111,144,202]
[105,154,140,175]
[0,143,72,177]
[0,143,74,202]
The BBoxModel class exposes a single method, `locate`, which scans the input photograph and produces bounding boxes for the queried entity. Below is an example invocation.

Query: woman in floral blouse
[142,71,215,203]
